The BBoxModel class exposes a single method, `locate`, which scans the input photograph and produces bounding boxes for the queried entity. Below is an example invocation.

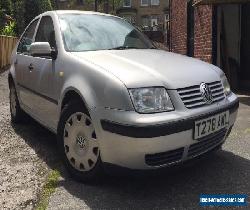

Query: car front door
[28,15,58,129]
[15,19,39,110]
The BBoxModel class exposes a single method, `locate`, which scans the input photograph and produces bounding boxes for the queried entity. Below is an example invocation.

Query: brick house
[169,0,250,90]
[116,0,169,31]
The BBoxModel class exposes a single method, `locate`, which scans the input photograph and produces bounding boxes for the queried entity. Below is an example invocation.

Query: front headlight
[221,75,231,96]
[129,87,174,113]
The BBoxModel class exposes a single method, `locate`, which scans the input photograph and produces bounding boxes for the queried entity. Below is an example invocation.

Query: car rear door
[15,19,39,110]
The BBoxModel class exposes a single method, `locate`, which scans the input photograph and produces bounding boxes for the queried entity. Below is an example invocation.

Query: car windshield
[58,14,154,52]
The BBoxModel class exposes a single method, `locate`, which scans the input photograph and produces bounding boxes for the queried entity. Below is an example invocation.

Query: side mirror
[30,42,57,60]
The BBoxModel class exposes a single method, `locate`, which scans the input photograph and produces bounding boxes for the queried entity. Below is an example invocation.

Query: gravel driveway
[0,71,59,210]
[47,96,250,210]
[0,70,249,210]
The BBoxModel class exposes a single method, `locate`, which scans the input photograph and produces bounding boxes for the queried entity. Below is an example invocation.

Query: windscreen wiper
[108,46,138,50]
[108,46,157,50]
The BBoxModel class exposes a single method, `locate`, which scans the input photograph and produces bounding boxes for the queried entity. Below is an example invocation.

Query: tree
[0,0,12,14]
[24,0,52,27]
[12,0,25,35]
[111,0,122,14]
[96,0,122,13]
[39,0,52,12]
[0,0,13,29]
[24,0,40,27]
[11,0,53,35]
[50,0,57,9]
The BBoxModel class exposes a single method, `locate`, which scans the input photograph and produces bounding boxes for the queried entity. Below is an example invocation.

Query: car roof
[40,10,116,17]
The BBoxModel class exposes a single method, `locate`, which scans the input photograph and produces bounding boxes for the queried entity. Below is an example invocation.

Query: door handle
[28,64,34,71]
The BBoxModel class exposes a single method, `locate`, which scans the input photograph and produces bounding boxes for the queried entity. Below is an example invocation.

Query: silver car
[8,10,239,182]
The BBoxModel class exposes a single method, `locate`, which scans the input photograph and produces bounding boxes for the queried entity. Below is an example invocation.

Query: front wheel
[57,101,103,183]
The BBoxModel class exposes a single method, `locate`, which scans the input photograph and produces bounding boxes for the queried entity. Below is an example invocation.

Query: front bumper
[94,94,239,170]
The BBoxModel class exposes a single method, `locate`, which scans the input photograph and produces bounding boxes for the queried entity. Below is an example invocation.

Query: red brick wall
[170,0,187,55]
[194,5,213,63]
[170,1,213,63]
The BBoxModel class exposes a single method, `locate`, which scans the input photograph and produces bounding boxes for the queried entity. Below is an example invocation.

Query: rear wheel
[57,101,102,182]
[9,83,27,123]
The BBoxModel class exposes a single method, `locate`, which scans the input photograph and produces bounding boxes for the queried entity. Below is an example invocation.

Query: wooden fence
[0,35,18,69]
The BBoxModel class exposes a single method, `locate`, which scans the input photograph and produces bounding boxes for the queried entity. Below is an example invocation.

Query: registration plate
[194,111,229,140]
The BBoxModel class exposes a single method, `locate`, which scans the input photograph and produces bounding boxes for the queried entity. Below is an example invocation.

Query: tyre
[9,83,27,123]
[57,100,103,183]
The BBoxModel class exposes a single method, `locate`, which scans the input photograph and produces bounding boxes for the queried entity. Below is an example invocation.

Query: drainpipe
[169,0,172,51]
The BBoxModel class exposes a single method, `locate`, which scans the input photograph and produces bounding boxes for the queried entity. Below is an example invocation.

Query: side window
[35,16,56,49]
[17,19,39,54]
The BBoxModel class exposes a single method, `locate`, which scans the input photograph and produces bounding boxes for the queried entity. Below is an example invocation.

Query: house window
[151,18,158,27]
[141,0,149,6]
[142,16,150,27]
[151,0,159,6]
[141,16,150,30]
[151,18,158,31]
[123,0,131,7]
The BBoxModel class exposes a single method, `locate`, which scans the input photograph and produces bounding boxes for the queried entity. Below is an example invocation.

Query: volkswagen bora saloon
[8,10,239,181]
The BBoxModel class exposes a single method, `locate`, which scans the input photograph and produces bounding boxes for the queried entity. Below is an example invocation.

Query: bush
[1,21,16,36]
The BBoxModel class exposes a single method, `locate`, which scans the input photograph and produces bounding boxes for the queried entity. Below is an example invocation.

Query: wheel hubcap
[64,112,99,172]
[10,87,17,116]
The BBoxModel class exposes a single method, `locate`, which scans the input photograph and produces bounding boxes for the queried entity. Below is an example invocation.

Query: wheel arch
[8,63,17,88]
[60,88,90,114]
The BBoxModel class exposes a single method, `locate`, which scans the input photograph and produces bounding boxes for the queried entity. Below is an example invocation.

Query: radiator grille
[145,147,184,166]
[178,81,225,109]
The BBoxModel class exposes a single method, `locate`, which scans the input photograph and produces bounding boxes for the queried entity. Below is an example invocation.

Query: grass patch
[244,128,250,134]
[35,170,60,210]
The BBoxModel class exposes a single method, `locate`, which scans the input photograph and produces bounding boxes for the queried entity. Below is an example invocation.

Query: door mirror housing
[30,42,57,60]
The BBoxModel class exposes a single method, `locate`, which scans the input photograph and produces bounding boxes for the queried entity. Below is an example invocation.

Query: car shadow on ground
[11,118,61,172]
[12,118,250,209]
[56,151,250,209]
